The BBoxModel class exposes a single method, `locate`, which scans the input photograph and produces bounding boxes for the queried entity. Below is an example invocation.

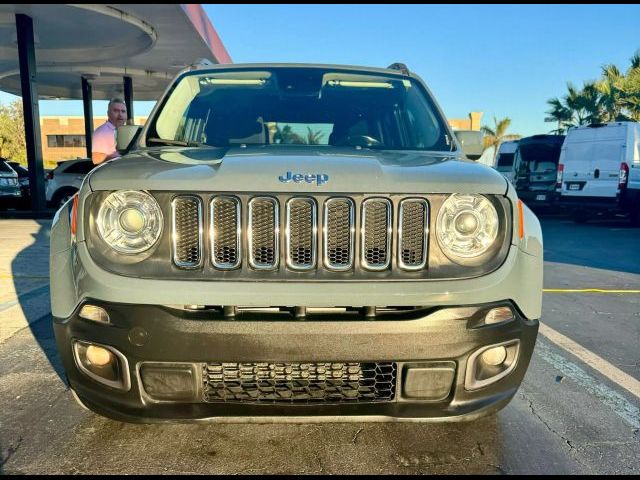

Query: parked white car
[46,158,94,209]
[557,122,640,222]
[0,159,21,206]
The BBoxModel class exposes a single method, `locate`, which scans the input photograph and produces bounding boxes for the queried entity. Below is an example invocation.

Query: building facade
[448,112,483,131]
[40,116,147,166]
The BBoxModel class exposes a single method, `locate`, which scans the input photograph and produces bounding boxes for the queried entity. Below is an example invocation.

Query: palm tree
[596,65,626,121]
[620,52,640,121]
[305,127,324,145]
[544,51,640,127]
[544,97,574,134]
[623,65,640,120]
[481,116,521,160]
[274,125,305,144]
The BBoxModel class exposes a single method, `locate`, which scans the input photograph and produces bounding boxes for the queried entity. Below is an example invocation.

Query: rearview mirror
[116,125,142,153]
[454,130,484,161]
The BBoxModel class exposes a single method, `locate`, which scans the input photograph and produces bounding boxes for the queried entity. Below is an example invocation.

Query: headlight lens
[97,190,163,254]
[436,194,499,260]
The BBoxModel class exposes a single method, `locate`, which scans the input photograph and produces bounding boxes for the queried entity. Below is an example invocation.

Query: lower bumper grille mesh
[203,362,396,403]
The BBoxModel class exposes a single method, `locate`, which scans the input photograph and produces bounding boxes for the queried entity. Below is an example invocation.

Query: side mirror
[116,125,142,153]
[454,130,484,161]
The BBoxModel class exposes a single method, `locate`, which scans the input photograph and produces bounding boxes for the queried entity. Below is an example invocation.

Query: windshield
[0,161,14,174]
[518,143,562,173]
[147,68,453,152]
[496,153,515,168]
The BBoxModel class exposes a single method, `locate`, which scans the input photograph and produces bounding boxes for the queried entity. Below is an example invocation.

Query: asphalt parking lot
[0,215,638,474]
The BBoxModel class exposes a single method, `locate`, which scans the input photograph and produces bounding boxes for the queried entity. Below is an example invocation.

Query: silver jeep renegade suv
[50,63,542,423]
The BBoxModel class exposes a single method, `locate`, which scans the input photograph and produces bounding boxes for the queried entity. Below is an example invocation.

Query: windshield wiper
[147,137,208,148]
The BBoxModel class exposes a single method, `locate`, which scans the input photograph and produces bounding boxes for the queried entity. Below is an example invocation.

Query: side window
[77,161,95,174]
[65,162,94,174]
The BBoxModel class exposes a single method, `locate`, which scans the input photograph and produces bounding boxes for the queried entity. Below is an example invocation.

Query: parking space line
[538,322,640,400]
[544,289,640,293]
[535,340,640,430]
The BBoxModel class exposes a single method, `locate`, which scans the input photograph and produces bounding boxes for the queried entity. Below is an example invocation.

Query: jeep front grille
[398,199,428,270]
[171,194,431,274]
[203,362,396,404]
[324,198,355,271]
[210,196,241,269]
[248,197,279,270]
[171,196,203,268]
[361,198,392,270]
[286,198,317,270]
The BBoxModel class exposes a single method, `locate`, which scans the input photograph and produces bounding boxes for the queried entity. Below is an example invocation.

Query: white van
[493,140,519,183]
[557,122,640,222]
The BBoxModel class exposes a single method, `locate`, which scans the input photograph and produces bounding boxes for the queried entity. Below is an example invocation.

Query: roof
[188,62,411,76]
[0,4,231,100]
[518,134,566,145]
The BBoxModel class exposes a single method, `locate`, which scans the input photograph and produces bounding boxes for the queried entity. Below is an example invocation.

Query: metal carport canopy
[0,4,232,100]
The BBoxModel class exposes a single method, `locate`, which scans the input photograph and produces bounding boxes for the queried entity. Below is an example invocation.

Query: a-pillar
[81,76,94,158]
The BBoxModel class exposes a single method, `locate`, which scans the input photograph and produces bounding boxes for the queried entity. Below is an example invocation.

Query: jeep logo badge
[279,171,329,186]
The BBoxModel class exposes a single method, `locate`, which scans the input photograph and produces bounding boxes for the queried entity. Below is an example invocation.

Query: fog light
[79,305,110,324]
[484,306,513,325]
[465,340,520,391]
[481,346,507,366]
[73,341,131,391]
[86,345,113,367]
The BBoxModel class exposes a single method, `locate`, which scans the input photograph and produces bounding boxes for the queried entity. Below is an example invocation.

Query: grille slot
[203,362,396,403]
[286,198,317,270]
[210,196,241,269]
[361,198,392,270]
[398,199,429,270]
[324,198,354,271]
[171,196,203,268]
[248,197,279,270]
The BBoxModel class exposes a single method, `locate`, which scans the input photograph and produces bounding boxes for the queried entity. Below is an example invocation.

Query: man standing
[92,98,127,165]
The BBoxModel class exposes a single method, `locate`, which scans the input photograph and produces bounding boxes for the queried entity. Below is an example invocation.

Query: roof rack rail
[387,62,410,75]
[190,58,214,69]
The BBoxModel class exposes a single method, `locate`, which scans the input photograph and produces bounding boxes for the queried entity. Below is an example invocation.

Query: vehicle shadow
[10,219,66,385]
[48,414,507,474]
[538,216,640,275]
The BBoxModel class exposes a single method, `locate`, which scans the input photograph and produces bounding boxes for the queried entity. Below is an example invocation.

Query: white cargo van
[493,140,519,183]
[557,122,640,222]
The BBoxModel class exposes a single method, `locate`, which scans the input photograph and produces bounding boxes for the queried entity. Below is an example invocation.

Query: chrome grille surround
[248,197,279,270]
[361,198,392,271]
[171,195,203,269]
[210,196,241,270]
[286,197,317,271]
[398,198,429,271]
[323,197,355,271]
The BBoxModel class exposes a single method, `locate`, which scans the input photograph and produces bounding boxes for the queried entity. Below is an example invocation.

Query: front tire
[52,188,78,210]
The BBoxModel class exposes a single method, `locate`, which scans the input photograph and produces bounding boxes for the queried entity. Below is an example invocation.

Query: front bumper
[54,300,538,423]
[0,186,21,198]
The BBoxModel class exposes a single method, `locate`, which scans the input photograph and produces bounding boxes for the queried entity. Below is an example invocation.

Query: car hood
[89,146,507,195]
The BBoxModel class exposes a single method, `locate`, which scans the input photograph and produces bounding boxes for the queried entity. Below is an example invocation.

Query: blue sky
[2,4,639,137]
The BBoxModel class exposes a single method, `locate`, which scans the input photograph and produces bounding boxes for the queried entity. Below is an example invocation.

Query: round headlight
[97,190,163,254]
[436,194,499,260]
